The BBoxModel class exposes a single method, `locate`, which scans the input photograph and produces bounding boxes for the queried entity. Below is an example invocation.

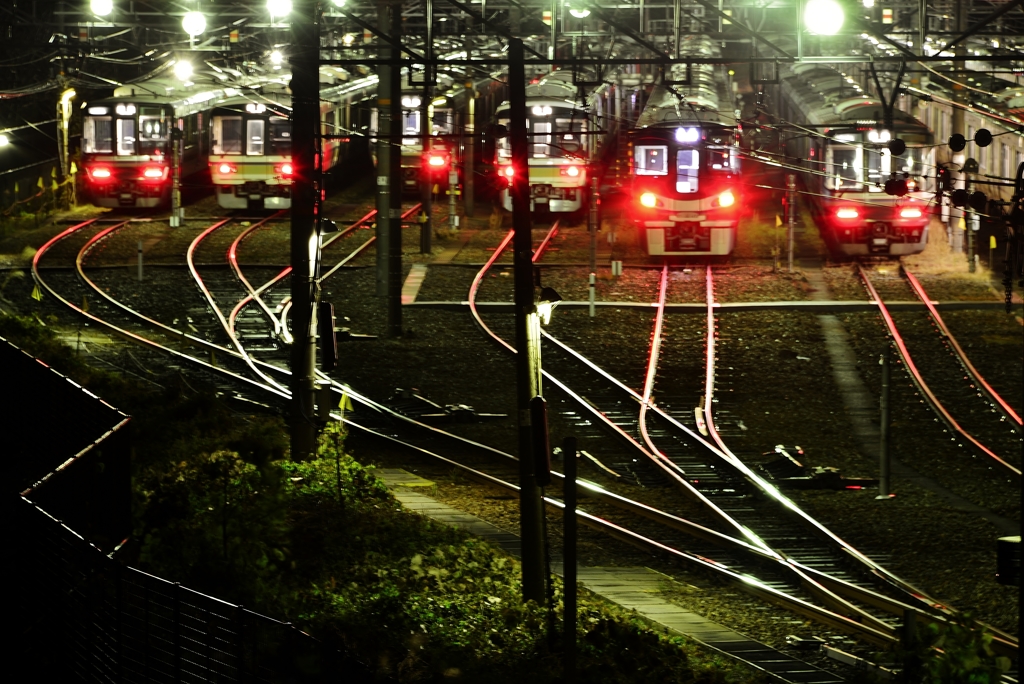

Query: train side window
[496,118,511,160]
[635,145,669,175]
[214,117,243,154]
[247,120,265,155]
[116,119,136,156]
[324,110,335,136]
[270,117,291,155]
[84,117,113,153]
[675,149,699,193]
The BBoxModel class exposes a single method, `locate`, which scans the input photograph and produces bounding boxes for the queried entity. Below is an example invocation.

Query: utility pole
[509,38,547,606]
[375,0,402,335]
[420,0,433,253]
[950,0,968,253]
[464,39,476,218]
[588,173,598,317]
[170,124,183,227]
[786,173,796,272]
[289,0,320,459]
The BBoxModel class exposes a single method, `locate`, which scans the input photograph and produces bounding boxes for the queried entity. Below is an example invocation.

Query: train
[80,64,380,210]
[778,64,934,258]
[491,70,609,216]
[629,37,742,257]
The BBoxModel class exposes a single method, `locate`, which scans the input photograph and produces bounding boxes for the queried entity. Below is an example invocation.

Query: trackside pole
[562,435,578,683]
[137,240,143,282]
[588,174,598,318]
[786,173,796,273]
[877,344,893,499]
[509,37,547,606]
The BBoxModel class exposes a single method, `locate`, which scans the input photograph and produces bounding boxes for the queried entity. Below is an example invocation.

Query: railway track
[31,218,1019,675]
[858,264,1022,481]
[467,242,1019,659]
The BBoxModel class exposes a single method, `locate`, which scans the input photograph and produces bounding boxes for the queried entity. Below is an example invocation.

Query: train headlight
[900,207,922,219]
[218,163,237,174]
[640,192,657,208]
[835,208,859,219]
[718,190,735,207]
[560,165,581,177]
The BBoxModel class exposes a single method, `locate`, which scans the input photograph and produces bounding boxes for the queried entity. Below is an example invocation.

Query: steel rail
[186,213,292,394]
[902,267,1022,431]
[463,226,917,641]
[33,220,285,401]
[316,204,421,284]
[858,265,1021,480]
[531,222,559,262]
[227,208,386,344]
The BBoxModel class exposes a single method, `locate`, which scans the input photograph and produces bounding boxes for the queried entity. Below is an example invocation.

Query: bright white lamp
[270,50,284,65]
[267,0,292,17]
[173,60,194,81]
[182,11,206,37]
[0,134,10,147]
[804,0,844,35]
[330,0,346,7]
[91,0,113,16]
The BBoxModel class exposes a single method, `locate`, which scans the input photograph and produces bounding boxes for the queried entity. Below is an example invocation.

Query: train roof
[780,65,925,129]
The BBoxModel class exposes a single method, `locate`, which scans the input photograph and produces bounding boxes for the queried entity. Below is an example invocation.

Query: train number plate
[872,238,888,245]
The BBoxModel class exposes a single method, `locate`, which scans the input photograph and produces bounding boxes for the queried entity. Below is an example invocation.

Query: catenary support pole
[386,0,403,337]
[509,37,547,606]
[375,0,393,298]
[137,240,143,282]
[290,0,320,458]
[588,173,598,317]
[563,435,578,684]
[878,343,892,498]
[787,173,796,273]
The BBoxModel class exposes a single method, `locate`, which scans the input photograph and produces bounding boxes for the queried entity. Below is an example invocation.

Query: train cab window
[707,146,736,173]
[138,107,168,156]
[533,122,552,157]
[246,120,265,155]
[403,111,421,135]
[270,117,291,155]
[84,117,113,153]
[116,119,136,156]
[213,117,243,154]
[865,148,891,192]
[676,149,699,193]
[826,137,863,190]
[635,145,669,175]
[432,109,453,135]
[555,118,586,153]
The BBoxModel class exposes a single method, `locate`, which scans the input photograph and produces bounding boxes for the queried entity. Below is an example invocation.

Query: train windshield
[246,120,265,155]
[826,135,863,191]
[529,106,586,158]
[270,117,291,155]
[213,116,243,154]
[116,119,136,156]
[83,116,113,153]
[635,145,669,175]
[138,108,169,156]
[676,149,699,193]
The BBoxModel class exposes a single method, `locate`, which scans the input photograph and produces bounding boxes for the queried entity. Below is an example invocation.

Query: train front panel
[82,102,173,208]
[209,103,292,210]
[631,125,740,256]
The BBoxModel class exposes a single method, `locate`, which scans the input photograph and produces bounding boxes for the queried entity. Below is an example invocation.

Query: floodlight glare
[173,60,194,81]
[267,0,292,17]
[569,8,591,17]
[270,50,284,65]
[91,0,114,16]
[330,0,347,6]
[182,11,206,37]
[0,134,9,147]
[804,0,844,35]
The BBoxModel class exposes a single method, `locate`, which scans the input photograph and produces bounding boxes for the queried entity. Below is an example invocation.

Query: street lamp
[804,0,845,35]
[0,134,9,147]
[90,0,113,17]
[182,11,206,37]
[173,60,194,81]
[267,0,292,18]
[566,0,591,18]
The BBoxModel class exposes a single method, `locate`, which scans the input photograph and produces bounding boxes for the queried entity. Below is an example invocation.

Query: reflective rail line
[902,267,1022,432]
[858,264,1021,481]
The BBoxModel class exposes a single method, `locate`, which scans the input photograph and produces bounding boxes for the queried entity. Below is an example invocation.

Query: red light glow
[218,163,236,174]
[142,167,165,179]
[91,167,112,180]
[427,155,446,167]
[836,208,859,219]
[900,207,922,218]
[281,163,293,176]
[503,166,514,178]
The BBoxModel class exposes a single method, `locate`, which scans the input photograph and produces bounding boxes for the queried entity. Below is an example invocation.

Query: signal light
[836,208,859,219]
[884,177,908,197]
[900,207,923,219]
[218,163,237,174]
[937,167,951,192]
[640,192,657,208]
[718,190,735,207]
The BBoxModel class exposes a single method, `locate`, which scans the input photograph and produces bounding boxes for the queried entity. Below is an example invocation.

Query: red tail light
[560,165,581,177]
[280,163,293,176]
[141,166,167,181]
[717,190,735,207]
[640,192,657,208]
[503,166,514,179]
[427,155,447,167]
[900,207,922,219]
[89,167,113,182]
[218,163,237,174]
[836,208,859,219]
